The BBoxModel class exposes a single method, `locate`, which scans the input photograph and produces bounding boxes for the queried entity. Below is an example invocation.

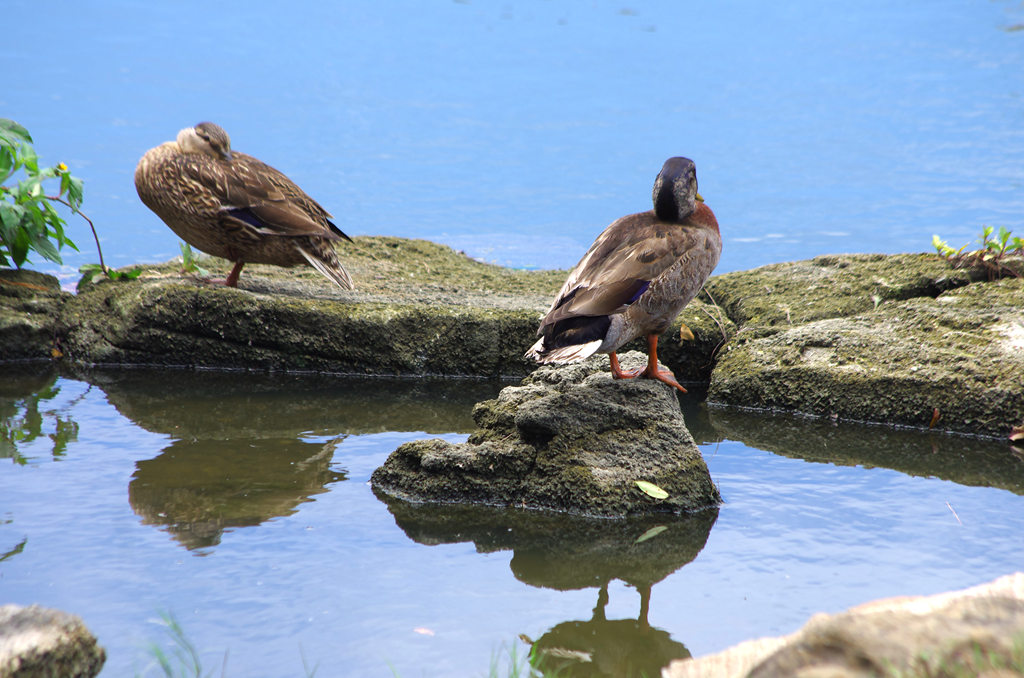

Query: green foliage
[0,118,82,269]
[140,611,223,678]
[933,226,1024,278]
[0,378,79,465]
[79,262,143,284]
[180,242,210,277]
[635,480,669,499]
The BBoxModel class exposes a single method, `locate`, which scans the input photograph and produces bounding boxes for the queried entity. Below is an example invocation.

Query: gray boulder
[0,605,105,678]
[664,572,1024,678]
[371,351,721,517]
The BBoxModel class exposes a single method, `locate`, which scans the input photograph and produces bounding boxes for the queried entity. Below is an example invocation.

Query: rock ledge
[371,352,721,517]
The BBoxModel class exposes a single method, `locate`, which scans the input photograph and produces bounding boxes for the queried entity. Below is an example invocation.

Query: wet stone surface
[371,352,722,517]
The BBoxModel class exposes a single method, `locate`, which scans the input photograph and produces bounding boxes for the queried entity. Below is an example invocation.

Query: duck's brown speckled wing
[173,152,345,242]
[230,152,351,241]
[539,211,696,328]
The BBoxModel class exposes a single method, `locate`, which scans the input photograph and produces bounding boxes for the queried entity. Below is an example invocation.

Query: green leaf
[20,145,38,174]
[998,226,1012,247]
[66,176,84,209]
[0,119,33,144]
[31,232,62,263]
[11,228,30,267]
[634,525,668,544]
[635,480,669,500]
[0,148,14,182]
[78,263,103,285]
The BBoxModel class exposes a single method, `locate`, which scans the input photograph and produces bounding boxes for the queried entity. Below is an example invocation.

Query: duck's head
[176,122,232,161]
[652,156,702,223]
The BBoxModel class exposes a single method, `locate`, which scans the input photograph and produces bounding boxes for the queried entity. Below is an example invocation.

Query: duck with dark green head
[526,157,721,392]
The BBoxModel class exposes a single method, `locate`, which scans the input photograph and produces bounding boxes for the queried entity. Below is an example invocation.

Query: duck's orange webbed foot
[607,337,688,393]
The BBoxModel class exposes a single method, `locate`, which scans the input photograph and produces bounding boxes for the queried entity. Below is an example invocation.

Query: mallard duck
[525,157,721,392]
[134,121,354,289]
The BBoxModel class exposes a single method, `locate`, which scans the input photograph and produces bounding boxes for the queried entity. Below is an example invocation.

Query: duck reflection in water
[377,493,718,678]
[129,436,345,551]
[93,368,494,551]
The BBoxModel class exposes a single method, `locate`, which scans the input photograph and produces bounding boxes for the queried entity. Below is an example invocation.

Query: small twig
[46,194,106,273]
[945,501,962,525]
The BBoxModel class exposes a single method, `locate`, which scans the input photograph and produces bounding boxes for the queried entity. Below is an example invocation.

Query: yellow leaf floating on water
[635,480,669,499]
[635,525,668,543]
[1010,426,1024,442]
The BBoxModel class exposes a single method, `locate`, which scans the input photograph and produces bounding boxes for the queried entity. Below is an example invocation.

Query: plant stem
[46,194,106,273]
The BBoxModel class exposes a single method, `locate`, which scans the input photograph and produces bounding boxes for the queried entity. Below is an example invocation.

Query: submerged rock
[0,604,105,678]
[664,572,1024,678]
[371,352,721,517]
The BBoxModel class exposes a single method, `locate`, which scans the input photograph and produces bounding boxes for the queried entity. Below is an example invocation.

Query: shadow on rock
[710,406,1024,495]
[378,492,717,677]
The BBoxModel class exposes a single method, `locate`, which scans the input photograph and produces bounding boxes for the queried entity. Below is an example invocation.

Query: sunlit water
[1,1,1022,284]
[3,2,1024,676]
[2,366,1023,677]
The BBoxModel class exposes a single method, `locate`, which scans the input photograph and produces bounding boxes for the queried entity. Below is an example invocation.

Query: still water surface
[1,1,1023,281]
[3,2,1024,676]
[3,365,1024,677]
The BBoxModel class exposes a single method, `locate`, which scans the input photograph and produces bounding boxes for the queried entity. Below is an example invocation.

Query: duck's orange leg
[608,335,687,393]
[224,261,245,287]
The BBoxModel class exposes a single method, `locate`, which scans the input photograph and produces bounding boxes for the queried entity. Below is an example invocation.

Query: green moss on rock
[371,352,722,517]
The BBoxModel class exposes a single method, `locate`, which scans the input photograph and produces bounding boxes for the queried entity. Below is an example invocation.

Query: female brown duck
[134,121,354,289]
[525,157,721,392]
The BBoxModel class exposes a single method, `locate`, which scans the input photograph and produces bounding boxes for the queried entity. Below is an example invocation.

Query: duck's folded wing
[180,159,344,240]
[540,215,693,327]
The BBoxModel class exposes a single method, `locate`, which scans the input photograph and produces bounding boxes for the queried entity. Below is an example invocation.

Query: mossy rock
[55,235,726,379]
[709,274,1024,437]
[702,253,985,335]
[0,268,67,362]
[371,351,722,517]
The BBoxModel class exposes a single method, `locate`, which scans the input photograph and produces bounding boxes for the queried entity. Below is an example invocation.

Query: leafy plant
[179,242,209,277]
[0,119,82,269]
[933,226,1024,279]
[0,118,132,282]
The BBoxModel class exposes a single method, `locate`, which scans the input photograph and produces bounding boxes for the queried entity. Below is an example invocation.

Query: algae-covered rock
[709,275,1024,437]
[702,253,984,334]
[49,235,726,379]
[665,572,1024,678]
[0,269,67,362]
[0,604,106,677]
[371,351,721,517]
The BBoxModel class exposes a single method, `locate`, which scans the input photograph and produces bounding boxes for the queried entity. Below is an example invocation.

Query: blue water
[3,3,1024,676]
[2,1,1022,287]
[2,368,1023,677]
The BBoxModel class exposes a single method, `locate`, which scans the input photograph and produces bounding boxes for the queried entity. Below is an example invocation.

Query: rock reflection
[82,367,502,436]
[710,407,1024,494]
[378,494,717,677]
[0,364,80,464]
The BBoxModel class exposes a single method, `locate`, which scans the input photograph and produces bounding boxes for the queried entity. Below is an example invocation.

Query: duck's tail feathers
[298,243,354,290]
[525,337,603,364]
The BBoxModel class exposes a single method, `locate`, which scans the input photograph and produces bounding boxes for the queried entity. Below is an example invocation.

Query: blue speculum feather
[626,280,650,304]
[225,207,265,230]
